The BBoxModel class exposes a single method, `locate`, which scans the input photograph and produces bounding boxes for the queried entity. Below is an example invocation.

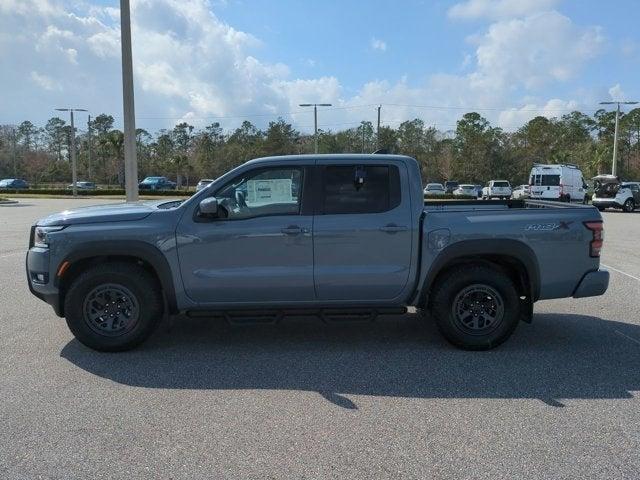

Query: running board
[186,307,407,326]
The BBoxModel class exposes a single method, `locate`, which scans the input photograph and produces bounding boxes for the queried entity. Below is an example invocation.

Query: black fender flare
[56,240,178,314]
[420,239,540,304]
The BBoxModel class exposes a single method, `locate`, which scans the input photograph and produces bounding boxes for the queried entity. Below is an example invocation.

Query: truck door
[313,162,413,301]
[176,165,315,304]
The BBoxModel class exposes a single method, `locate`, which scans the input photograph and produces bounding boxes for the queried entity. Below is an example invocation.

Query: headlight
[34,226,65,248]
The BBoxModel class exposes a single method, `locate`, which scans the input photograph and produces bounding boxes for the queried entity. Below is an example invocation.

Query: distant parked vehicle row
[0,178,29,189]
[138,176,177,191]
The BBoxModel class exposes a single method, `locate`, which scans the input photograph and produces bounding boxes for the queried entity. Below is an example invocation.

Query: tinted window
[493,181,510,187]
[322,165,400,214]
[216,167,303,219]
[533,174,560,186]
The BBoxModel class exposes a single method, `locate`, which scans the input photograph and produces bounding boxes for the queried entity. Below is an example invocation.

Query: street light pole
[121,0,139,202]
[299,103,332,153]
[599,101,638,177]
[55,108,87,197]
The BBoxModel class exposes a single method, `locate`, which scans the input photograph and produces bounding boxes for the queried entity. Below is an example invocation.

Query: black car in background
[0,178,29,189]
[444,180,459,194]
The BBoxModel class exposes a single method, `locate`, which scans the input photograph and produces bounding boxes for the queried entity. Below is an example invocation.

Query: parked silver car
[196,179,215,192]
[423,183,446,196]
[453,184,479,197]
[67,181,97,190]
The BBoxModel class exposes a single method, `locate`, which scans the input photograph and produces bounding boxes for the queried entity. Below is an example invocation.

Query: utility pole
[299,103,332,154]
[87,115,92,180]
[55,108,87,197]
[121,0,139,201]
[376,105,381,148]
[599,100,638,177]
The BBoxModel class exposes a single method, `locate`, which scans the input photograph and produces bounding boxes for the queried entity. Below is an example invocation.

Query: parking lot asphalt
[1,199,639,479]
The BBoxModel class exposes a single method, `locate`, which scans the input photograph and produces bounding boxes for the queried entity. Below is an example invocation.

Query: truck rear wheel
[63,262,163,352]
[429,265,520,350]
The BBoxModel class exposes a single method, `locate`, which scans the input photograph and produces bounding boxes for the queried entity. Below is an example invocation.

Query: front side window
[215,167,303,220]
[321,165,400,214]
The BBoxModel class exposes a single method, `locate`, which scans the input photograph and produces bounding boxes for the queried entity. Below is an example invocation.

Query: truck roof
[245,153,416,167]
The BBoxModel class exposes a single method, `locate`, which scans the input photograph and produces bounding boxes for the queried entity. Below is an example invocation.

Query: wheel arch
[418,239,540,308]
[55,241,178,316]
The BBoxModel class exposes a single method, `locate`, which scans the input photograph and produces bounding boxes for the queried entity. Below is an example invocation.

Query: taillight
[584,221,604,257]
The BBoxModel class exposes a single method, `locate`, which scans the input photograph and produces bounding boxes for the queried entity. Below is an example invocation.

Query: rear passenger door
[313,162,413,301]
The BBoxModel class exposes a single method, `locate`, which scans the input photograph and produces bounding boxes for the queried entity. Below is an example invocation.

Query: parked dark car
[138,176,176,190]
[444,181,459,194]
[0,178,29,189]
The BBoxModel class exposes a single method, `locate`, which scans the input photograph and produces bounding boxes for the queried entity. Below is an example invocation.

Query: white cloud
[0,0,606,133]
[448,0,560,20]
[30,71,61,91]
[472,11,604,90]
[498,98,580,128]
[370,38,387,52]
[608,84,626,102]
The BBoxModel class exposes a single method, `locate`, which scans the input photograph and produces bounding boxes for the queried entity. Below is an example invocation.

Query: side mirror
[199,197,219,217]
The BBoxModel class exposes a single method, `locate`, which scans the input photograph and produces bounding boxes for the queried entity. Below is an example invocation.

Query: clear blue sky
[1,0,638,131]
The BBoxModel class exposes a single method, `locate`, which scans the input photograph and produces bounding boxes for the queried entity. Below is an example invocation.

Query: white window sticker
[246,179,293,205]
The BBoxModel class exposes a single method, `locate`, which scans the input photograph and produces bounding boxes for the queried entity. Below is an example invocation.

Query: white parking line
[602,263,640,282]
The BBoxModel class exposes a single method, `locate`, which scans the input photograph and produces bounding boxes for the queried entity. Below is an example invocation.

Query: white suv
[482,180,512,200]
[592,176,640,213]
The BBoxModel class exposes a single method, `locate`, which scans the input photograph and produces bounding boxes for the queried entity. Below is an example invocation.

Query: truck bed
[423,198,593,212]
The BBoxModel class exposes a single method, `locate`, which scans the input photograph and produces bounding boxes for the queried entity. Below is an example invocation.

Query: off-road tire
[64,262,163,352]
[428,264,521,350]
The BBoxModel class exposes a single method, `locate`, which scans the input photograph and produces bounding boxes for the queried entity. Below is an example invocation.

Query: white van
[529,164,587,203]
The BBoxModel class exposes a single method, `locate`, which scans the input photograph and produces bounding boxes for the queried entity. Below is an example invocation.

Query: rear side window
[533,174,560,186]
[322,165,400,214]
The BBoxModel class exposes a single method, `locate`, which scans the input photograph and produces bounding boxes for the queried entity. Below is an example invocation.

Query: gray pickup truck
[27,154,609,351]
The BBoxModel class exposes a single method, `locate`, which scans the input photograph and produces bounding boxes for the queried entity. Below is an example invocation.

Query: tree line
[1,108,639,187]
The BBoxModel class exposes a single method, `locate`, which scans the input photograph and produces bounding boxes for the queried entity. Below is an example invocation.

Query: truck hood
[37,201,158,226]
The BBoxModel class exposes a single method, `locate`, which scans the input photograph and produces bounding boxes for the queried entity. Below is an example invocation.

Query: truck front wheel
[63,262,163,351]
[428,265,520,350]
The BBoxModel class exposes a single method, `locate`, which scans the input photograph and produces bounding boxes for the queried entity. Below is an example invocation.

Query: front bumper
[573,269,610,298]
[26,247,63,316]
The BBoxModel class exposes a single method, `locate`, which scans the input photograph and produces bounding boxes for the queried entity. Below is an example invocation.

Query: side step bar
[185,307,407,326]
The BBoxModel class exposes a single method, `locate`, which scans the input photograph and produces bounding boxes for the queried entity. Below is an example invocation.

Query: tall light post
[599,101,638,177]
[55,108,87,197]
[299,103,332,153]
[120,0,139,201]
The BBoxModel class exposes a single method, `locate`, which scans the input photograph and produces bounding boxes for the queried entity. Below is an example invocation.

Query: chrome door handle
[380,224,408,233]
[281,226,302,235]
